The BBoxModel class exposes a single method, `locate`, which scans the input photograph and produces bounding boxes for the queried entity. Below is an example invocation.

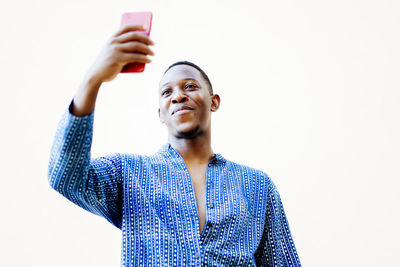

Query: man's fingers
[113,31,154,46]
[118,42,154,56]
[108,25,155,68]
[113,24,147,37]
[121,53,152,64]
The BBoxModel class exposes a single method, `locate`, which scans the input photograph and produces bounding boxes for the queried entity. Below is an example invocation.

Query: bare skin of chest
[186,164,207,233]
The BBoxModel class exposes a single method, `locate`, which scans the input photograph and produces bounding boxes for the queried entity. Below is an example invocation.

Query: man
[48,24,301,266]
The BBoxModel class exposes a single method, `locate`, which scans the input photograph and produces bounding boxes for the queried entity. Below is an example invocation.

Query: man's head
[158,61,220,139]
[164,61,214,95]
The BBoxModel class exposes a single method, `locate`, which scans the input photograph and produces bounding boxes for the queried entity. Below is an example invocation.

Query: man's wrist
[81,73,103,93]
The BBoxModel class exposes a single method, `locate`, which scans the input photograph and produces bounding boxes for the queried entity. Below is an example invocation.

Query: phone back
[120,12,153,73]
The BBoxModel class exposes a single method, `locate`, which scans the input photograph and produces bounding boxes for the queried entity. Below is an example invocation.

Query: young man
[48,25,301,266]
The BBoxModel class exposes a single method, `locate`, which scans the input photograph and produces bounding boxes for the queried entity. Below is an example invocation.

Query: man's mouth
[172,105,194,115]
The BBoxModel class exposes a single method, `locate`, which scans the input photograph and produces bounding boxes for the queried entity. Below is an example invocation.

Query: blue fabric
[48,110,301,266]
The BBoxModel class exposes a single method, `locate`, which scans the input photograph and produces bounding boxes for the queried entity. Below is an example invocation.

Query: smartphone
[120,12,153,73]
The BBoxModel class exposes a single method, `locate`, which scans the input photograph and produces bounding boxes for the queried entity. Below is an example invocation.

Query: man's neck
[168,131,214,165]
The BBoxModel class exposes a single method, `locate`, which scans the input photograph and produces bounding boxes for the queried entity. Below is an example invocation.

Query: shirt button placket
[206,162,216,243]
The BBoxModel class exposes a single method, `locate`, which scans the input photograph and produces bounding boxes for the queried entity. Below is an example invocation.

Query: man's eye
[162,90,172,96]
[185,84,197,90]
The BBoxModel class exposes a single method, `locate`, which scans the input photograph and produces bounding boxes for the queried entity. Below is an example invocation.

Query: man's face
[158,65,220,138]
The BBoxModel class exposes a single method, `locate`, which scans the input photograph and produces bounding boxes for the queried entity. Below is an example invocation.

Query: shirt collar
[158,143,226,165]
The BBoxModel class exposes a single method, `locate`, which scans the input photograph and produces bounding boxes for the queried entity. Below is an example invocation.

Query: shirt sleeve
[48,109,123,229]
[254,180,301,266]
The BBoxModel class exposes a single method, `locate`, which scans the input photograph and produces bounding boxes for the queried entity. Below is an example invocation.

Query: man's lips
[172,105,194,115]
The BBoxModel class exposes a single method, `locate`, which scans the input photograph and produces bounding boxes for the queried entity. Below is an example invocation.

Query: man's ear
[158,108,163,123]
[210,94,220,112]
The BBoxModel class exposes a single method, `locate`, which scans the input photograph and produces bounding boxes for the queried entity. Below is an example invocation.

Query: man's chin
[174,125,201,139]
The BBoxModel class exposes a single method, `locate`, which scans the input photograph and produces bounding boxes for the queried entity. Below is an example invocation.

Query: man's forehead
[159,65,203,88]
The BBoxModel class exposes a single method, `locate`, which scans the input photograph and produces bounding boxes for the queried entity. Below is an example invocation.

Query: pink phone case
[120,12,153,73]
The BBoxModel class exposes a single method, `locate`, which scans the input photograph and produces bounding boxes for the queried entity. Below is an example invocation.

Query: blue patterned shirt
[48,110,301,266]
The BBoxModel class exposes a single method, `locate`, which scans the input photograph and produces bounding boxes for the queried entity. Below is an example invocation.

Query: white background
[1,0,399,266]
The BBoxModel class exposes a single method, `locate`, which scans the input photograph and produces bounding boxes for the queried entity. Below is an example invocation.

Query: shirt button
[207,222,213,227]
[208,204,214,209]
[194,253,200,259]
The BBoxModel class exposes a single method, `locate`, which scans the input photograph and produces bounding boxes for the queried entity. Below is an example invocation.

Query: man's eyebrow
[161,78,199,88]
[182,78,199,82]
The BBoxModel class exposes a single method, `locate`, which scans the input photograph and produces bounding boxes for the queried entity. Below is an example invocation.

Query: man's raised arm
[71,24,154,117]
[47,25,154,228]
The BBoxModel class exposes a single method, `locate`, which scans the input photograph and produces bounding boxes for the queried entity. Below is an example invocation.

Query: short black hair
[164,61,213,94]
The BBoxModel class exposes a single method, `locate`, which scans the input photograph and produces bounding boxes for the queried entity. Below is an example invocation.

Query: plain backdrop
[1,0,399,266]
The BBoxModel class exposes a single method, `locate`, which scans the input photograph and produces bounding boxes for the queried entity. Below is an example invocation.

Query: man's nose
[171,89,188,104]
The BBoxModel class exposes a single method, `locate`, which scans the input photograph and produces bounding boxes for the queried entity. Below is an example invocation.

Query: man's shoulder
[114,147,177,168]
[224,157,272,184]
[116,152,163,163]
[222,157,277,202]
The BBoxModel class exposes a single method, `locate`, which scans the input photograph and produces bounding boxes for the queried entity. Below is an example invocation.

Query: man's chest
[119,155,270,265]
[123,162,260,232]
[186,164,207,233]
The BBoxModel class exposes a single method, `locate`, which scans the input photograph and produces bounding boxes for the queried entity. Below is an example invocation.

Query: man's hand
[70,25,155,117]
[86,24,155,83]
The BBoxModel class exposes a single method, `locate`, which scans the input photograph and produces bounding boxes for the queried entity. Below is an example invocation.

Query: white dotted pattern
[48,110,301,266]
